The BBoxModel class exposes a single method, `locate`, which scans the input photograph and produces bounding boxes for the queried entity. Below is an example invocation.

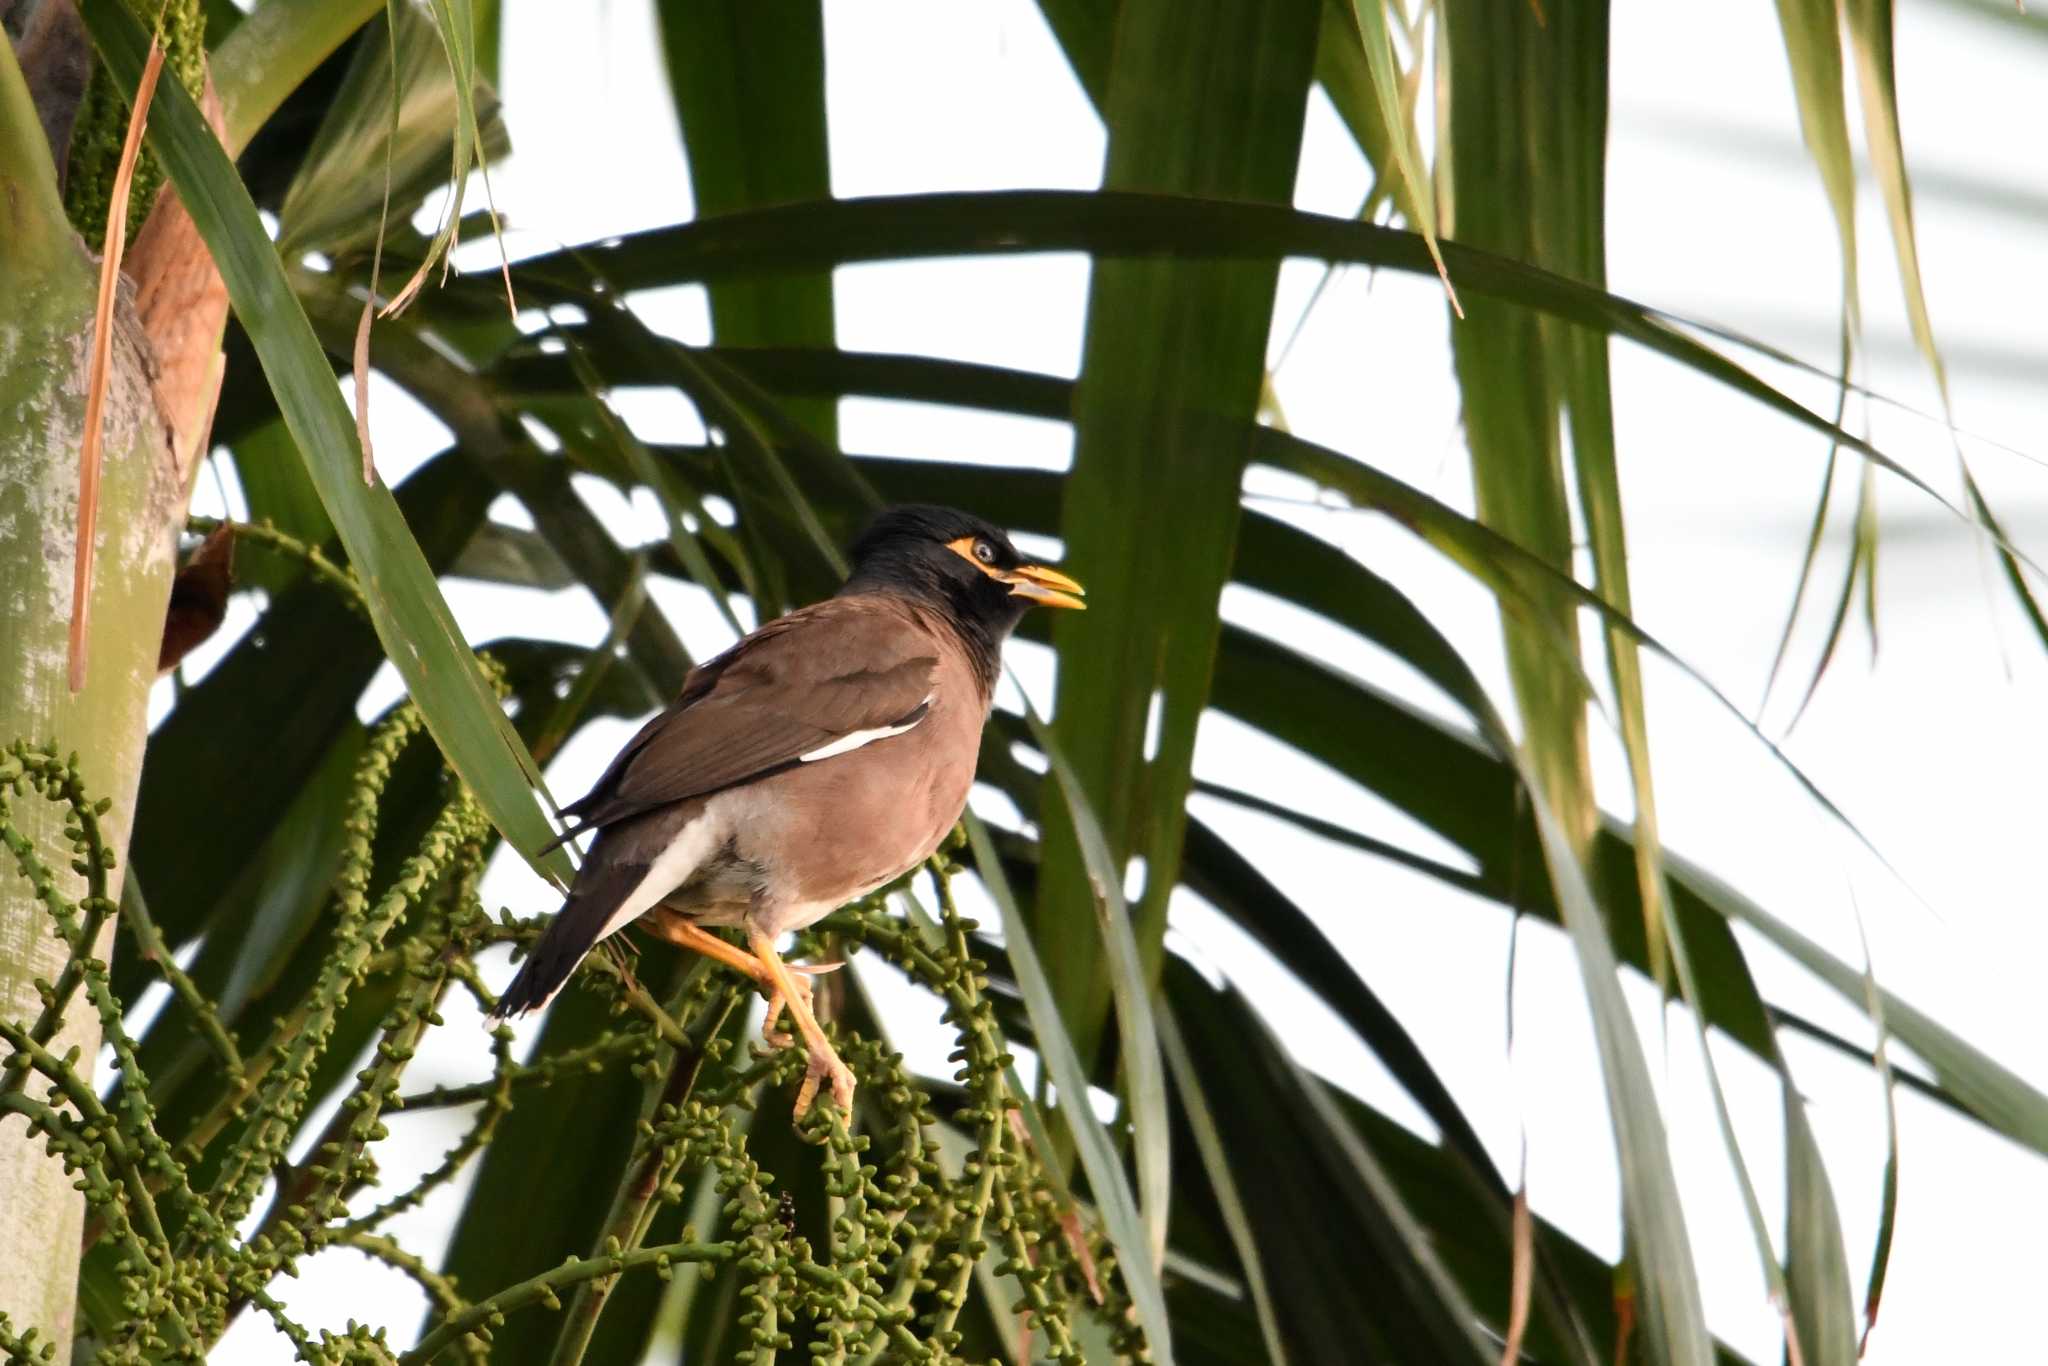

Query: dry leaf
[355,295,377,484]
[126,70,231,498]
[70,36,165,693]
[1499,1185,1531,1366]
[158,523,234,673]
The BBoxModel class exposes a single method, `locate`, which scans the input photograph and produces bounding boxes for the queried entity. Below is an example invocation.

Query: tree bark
[0,30,178,1356]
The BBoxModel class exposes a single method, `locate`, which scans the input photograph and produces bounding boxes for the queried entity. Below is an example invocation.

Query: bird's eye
[974,541,996,564]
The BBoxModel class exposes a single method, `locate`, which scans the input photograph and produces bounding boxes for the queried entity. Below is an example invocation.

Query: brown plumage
[492,505,1085,1116]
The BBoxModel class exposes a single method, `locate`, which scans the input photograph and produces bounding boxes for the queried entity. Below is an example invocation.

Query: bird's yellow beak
[944,535,1086,609]
[1002,563,1086,610]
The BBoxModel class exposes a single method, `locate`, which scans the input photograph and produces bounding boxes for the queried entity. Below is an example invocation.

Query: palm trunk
[0,30,178,1355]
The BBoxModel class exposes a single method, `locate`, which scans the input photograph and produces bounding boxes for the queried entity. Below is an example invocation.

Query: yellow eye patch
[945,535,1004,578]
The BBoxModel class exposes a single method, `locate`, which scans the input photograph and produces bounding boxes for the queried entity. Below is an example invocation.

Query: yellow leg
[748,928,855,1118]
[758,960,842,1050]
[642,911,772,985]
[644,910,838,1052]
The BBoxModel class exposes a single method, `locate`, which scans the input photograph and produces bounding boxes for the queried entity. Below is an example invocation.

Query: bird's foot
[762,961,844,1049]
[791,1037,857,1119]
[745,929,855,1121]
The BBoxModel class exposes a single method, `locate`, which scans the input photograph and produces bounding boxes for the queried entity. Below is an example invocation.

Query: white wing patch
[798,696,932,763]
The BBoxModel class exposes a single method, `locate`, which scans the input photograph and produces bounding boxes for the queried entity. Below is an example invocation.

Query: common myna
[492,504,1085,1115]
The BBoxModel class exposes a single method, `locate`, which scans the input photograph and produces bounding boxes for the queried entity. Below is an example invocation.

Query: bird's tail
[490,860,646,1019]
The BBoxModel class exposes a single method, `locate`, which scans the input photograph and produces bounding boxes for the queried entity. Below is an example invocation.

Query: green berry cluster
[0,521,1159,1364]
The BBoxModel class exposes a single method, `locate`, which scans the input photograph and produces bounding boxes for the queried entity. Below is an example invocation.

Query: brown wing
[553,597,938,839]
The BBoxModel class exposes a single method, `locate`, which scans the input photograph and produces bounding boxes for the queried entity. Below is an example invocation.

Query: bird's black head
[841,504,1085,673]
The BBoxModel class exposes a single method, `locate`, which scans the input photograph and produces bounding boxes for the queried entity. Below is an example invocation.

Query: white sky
[188,1,2048,1361]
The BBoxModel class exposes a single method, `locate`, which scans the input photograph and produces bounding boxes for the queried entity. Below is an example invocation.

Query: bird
[490,504,1085,1116]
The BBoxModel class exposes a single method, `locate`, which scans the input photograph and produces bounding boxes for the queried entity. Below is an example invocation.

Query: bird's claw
[761,960,843,1049]
[792,1044,857,1119]
[758,960,854,1116]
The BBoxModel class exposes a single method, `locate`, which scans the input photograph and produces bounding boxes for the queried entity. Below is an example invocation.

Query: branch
[400,1240,740,1366]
